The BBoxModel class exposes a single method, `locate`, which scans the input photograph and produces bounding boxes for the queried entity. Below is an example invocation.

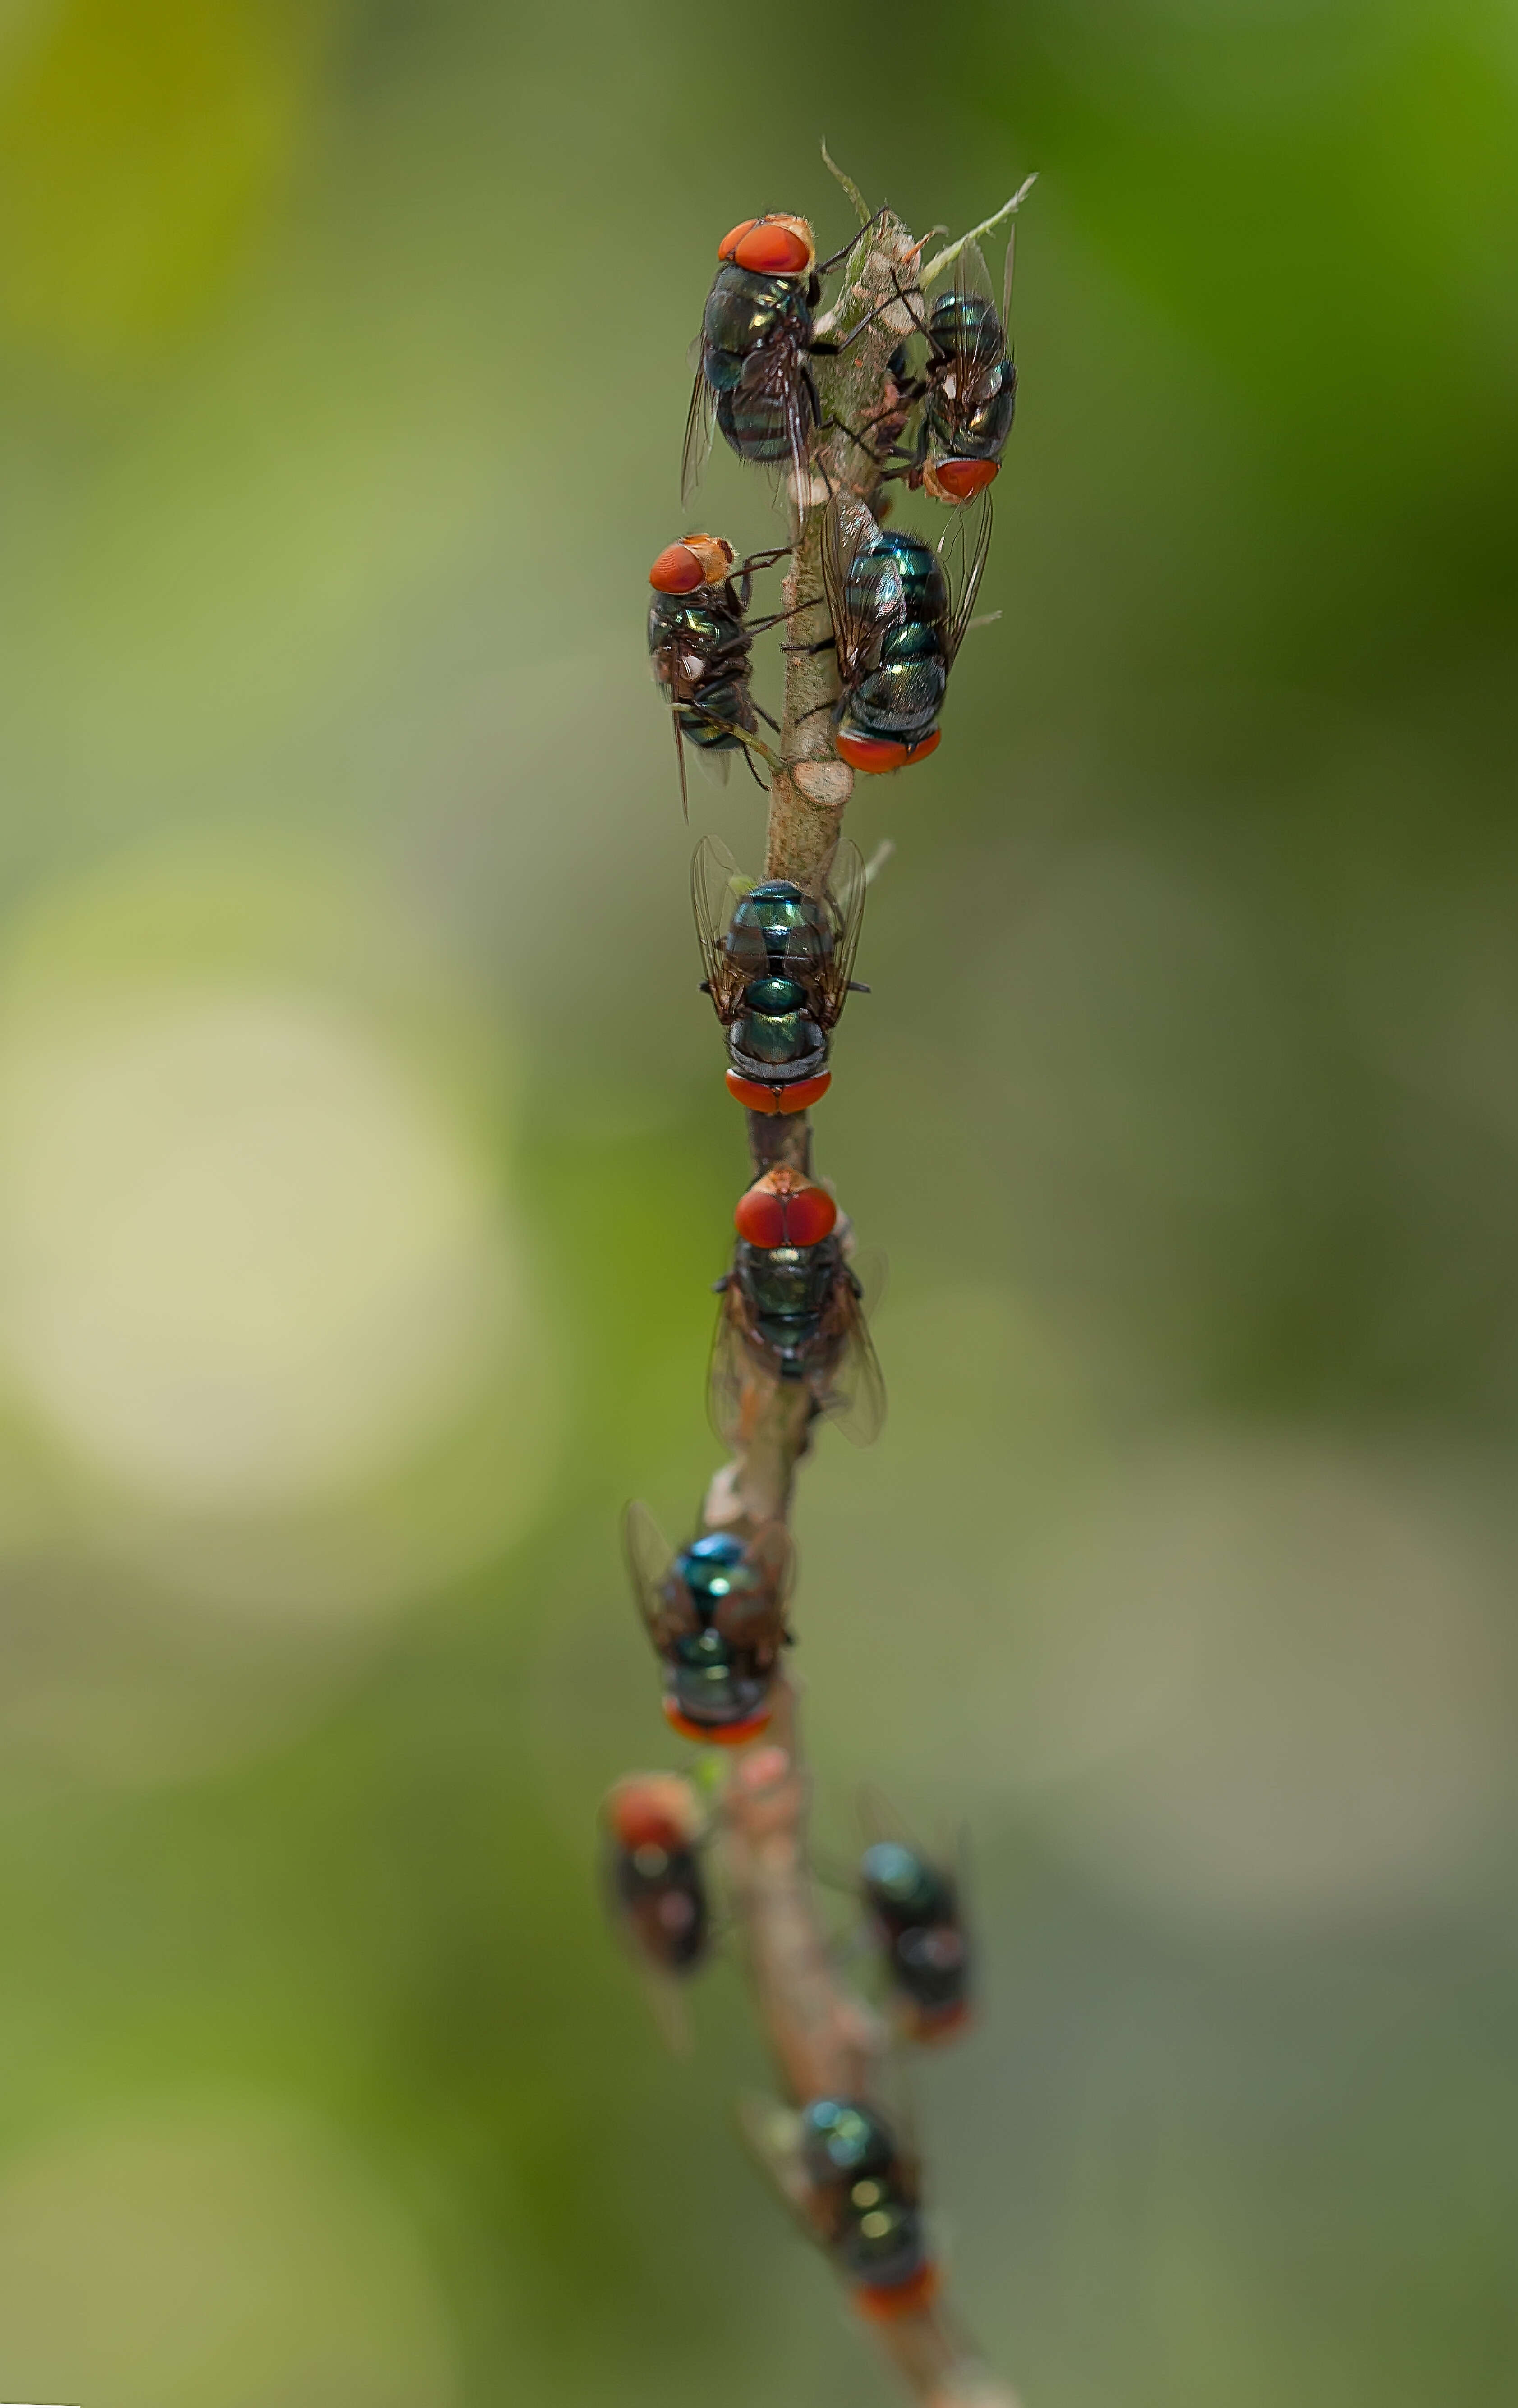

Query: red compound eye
[928,455,999,502]
[734,1169,838,1248]
[649,541,705,594]
[725,1069,832,1115]
[853,2264,941,2324]
[835,728,941,774]
[663,1700,773,1748]
[607,1774,695,1853]
[733,222,812,274]
[719,215,814,275]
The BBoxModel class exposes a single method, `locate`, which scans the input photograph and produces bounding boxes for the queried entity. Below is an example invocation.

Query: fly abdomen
[849,633,948,740]
[717,384,793,465]
[681,675,753,748]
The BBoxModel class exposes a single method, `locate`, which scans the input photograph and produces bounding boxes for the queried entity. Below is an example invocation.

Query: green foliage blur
[0,2,1514,2401]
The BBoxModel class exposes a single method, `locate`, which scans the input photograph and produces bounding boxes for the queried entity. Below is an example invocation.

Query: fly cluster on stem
[649,188,1030,798]
[605,168,1032,2360]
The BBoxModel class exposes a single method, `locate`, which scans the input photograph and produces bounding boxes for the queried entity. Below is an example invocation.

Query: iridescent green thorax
[667,1534,771,1728]
[860,1841,952,1925]
[726,880,831,980]
[647,588,753,752]
[677,1532,754,1620]
[647,592,742,654]
[864,528,950,622]
[703,264,813,374]
[799,2098,925,2291]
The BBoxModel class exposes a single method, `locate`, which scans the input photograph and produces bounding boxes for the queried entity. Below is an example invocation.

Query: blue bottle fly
[692,834,867,1092]
[682,209,890,504]
[711,1230,885,1449]
[603,1773,710,1976]
[797,2099,934,2308]
[818,492,991,774]
[624,1503,794,1745]
[647,531,790,815]
[860,1839,971,2040]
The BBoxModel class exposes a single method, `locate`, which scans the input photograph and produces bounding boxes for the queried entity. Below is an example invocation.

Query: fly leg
[732,543,793,612]
[813,206,892,277]
[808,297,900,360]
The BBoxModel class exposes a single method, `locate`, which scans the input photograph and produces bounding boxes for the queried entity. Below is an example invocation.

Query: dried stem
[720,1684,1020,2408]
[677,175,1025,2406]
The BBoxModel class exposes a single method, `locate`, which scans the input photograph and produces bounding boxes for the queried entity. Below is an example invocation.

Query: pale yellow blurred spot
[0,839,559,1779]
[0,2105,462,2408]
[0,0,320,358]
[0,987,514,1511]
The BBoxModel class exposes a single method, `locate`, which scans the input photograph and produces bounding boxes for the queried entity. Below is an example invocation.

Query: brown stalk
[684,185,1021,2404]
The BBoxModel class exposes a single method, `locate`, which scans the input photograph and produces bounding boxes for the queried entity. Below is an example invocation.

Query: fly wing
[668,679,691,822]
[843,1242,888,1322]
[816,1264,887,1447]
[805,837,867,1024]
[736,2095,834,2248]
[942,491,994,666]
[950,234,1005,364]
[694,743,734,790]
[821,492,896,688]
[708,1278,759,1449]
[783,367,819,531]
[623,1499,695,1650]
[858,1781,925,1855]
[712,1519,795,1660]
[681,365,716,506]
[690,835,754,1022]
[650,616,697,821]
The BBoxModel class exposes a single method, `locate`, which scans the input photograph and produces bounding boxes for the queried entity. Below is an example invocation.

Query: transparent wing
[942,492,994,665]
[690,835,755,1022]
[949,235,1005,364]
[786,373,819,530]
[681,365,717,506]
[817,1269,887,1447]
[693,743,735,791]
[708,1280,759,1449]
[843,1242,888,1322]
[713,1520,796,1660]
[672,710,691,820]
[820,492,896,688]
[650,619,701,821]
[805,837,867,1024]
[1002,220,1019,335]
[736,2095,830,2244]
[623,1499,694,1650]
[857,1781,924,1854]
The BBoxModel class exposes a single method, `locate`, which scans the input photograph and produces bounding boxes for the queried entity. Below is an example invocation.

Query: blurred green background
[0,1,1515,2402]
